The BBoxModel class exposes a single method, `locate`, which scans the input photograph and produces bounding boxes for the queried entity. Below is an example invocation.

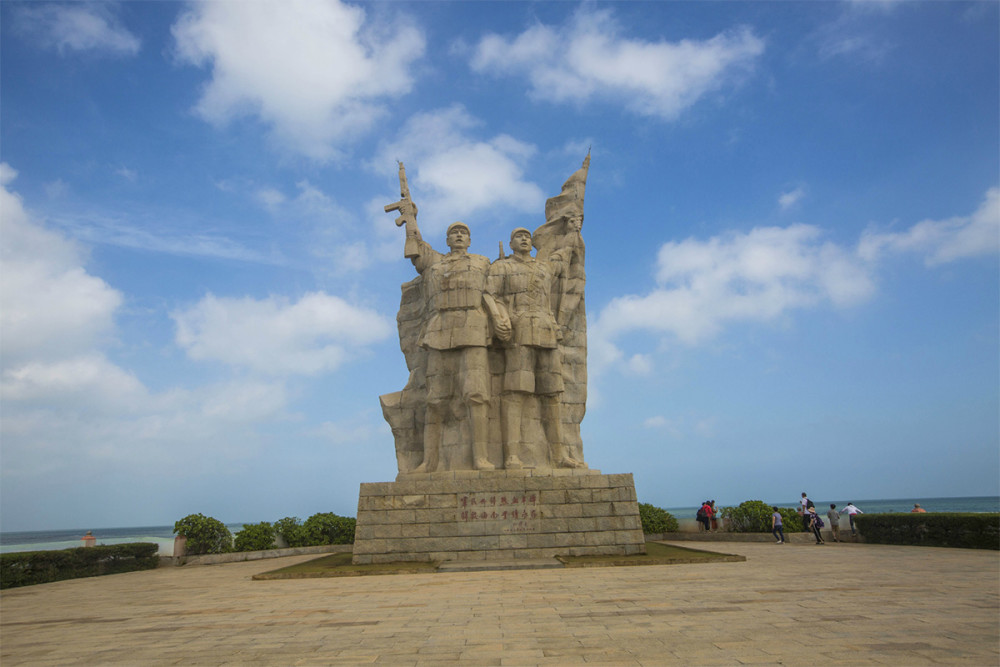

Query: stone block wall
[352,470,644,564]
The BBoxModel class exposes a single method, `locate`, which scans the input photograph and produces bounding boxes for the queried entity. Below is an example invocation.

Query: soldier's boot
[413,409,442,473]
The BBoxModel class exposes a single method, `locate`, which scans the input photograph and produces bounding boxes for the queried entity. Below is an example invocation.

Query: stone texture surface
[381,157,590,474]
[352,471,644,564]
[2,541,996,666]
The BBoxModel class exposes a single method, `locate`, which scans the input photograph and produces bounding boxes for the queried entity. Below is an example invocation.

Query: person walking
[826,503,841,542]
[771,507,785,544]
[709,500,719,531]
[840,502,863,537]
[807,506,825,544]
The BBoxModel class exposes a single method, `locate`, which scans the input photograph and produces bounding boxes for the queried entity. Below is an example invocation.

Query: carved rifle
[384,161,420,258]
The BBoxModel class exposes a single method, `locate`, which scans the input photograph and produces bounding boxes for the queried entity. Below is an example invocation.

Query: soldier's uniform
[487,250,570,396]
[413,241,492,408]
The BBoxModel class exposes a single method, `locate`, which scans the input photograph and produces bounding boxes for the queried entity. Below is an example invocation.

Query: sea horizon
[2,495,997,555]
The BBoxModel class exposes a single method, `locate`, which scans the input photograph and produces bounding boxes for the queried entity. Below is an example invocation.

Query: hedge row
[1,542,160,589]
[856,513,999,550]
[174,512,358,555]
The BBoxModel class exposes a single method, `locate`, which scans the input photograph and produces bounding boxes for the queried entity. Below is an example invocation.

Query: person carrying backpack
[807,506,825,544]
[696,501,712,532]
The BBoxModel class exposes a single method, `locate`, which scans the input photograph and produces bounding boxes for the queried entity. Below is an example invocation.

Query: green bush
[638,503,679,533]
[301,512,356,545]
[274,516,308,547]
[234,522,276,552]
[720,500,803,533]
[174,513,233,554]
[1,543,160,589]
[856,513,999,550]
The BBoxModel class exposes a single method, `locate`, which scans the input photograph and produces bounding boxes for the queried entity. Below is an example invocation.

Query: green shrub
[234,522,276,552]
[856,513,999,550]
[1,543,160,589]
[174,513,233,554]
[301,512,356,545]
[638,503,679,533]
[274,516,308,547]
[720,500,803,533]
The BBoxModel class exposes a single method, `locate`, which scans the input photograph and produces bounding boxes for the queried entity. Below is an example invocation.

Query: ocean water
[0,524,246,556]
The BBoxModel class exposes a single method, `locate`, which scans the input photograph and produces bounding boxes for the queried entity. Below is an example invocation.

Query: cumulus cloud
[591,223,875,368]
[859,187,1000,266]
[0,165,354,508]
[172,292,393,375]
[0,166,277,482]
[592,189,999,373]
[172,0,425,160]
[372,105,545,234]
[470,8,764,120]
[13,2,140,56]
[0,165,123,367]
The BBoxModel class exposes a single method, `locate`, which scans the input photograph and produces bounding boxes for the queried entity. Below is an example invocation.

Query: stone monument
[353,156,644,563]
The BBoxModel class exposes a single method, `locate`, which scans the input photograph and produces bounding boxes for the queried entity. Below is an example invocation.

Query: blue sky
[1,1,997,532]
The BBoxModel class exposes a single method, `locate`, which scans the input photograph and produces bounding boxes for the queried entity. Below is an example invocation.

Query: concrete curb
[646,531,863,543]
[161,543,353,567]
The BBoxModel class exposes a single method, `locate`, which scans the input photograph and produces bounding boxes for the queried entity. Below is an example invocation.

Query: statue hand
[494,317,512,342]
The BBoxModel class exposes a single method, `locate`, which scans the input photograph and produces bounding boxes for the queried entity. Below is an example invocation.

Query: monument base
[352,470,645,564]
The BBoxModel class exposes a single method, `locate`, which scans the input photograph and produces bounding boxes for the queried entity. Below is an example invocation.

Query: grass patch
[253,551,438,580]
[556,541,745,568]
[253,542,742,579]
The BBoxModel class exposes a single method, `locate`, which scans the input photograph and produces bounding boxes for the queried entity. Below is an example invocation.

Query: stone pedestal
[352,469,644,564]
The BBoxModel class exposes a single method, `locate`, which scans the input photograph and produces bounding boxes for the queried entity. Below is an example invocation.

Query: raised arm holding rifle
[384,163,508,472]
[384,162,421,259]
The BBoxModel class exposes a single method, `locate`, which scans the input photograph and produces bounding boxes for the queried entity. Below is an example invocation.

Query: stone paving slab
[1,541,997,665]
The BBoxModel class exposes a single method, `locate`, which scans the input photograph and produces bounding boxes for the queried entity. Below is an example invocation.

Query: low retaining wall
[162,544,352,567]
[649,530,865,544]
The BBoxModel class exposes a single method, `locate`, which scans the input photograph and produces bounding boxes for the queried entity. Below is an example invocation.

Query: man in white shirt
[840,502,863,536]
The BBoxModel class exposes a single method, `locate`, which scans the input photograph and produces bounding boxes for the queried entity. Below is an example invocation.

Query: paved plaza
[1,540,997,665]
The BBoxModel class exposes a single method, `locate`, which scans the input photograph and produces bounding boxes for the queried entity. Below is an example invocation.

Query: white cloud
[643,416,667,429]
[592,190,999,373]
[172,0,425,160]
[0,167,313,494]
[45,209,280,265]
[2,354,147,413]
[256,187,286,211]
[470,8,764,120]
[592,223,875,366]
[778,187,805,211]
[14,3,140,56]
[0,165,123,367]
[172,292,393,376]
[625,354,653,376]
[373,105,545,234]
[859,187,1000,266]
